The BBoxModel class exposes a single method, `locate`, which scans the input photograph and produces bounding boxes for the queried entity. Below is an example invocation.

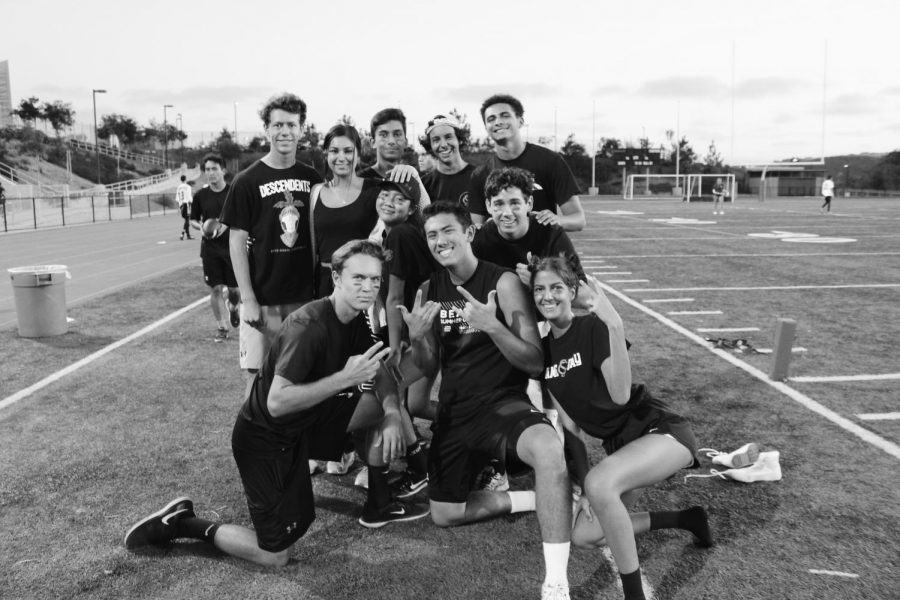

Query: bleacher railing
[68,138,176,169]
[0,193,179,232]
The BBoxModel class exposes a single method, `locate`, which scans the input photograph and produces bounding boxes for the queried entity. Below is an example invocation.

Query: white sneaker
[326,451,356,475]
[308,460,325,475]
[541,582,570,600]
[478,467,510,492]
[716,451,781,483]
[701,443,760,469]
[354,466,369,489]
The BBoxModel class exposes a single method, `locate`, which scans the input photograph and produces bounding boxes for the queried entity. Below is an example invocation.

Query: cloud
[828,94,882,115]
[121,86,263,107]
[735,77,808,98]
[437,83,557,104]
[590,84,627,96]
[637,76,726,98]
[882,86,900,96]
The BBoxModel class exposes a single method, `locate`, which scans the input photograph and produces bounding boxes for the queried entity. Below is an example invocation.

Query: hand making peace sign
[456,286,501,334]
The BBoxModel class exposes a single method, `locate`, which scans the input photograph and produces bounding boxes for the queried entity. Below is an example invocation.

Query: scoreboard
[613,149,660,167]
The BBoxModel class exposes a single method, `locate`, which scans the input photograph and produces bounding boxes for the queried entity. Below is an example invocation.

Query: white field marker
[597,271,632,275]
[0,296,210,414]
[643,298,695,304]
[591,266,619,269]
[607,279,649,283]
[790,373,900,383]
[808,569,859,578]
[857,413,900,421]
[591,280,900,461]
[756,347,807,354]
[625,283,900,293]
[668,310,723,315]
[697,327,760,333]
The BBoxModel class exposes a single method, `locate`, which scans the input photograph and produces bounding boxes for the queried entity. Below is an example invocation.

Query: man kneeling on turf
[125,240,429,567]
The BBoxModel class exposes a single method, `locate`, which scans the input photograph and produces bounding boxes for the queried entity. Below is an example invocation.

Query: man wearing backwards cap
[420,114,476,209]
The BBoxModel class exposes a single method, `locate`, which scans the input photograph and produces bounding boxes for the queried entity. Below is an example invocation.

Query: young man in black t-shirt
[469,94,585,232]
[420,114,476,209]
[400,201,572,600]
[124,240,429,566]
[220,93,323,375]
[357,108,429,201]
[189,153,241,342]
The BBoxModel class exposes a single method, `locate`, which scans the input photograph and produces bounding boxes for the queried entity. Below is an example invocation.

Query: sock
[217,319,228,329]
[177,516,219,544]
[649,506,713,547]
[542,542,570,586]
[405,441,428,476]
[507,490,536,513]
[367,464,393,509]
[619,567,646,600]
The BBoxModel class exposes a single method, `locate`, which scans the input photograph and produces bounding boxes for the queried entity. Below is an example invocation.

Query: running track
[0,216,200,330]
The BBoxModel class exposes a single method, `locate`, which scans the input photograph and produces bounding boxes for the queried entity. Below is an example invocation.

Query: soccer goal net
[623,174,686,200]
[685,174,736,203]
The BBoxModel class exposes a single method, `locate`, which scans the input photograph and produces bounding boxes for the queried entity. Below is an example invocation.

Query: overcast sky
[4,0,898,164]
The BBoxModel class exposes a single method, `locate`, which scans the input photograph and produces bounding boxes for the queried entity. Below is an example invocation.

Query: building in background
[0,61,12,128]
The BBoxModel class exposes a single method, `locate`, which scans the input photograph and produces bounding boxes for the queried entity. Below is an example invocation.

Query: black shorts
[201,250,238,288]
[428,389,551,503]
[231,393,360,553]
[601,387,700,469]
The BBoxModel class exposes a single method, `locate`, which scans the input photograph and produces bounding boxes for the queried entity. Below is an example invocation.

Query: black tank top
[428,260,529,404]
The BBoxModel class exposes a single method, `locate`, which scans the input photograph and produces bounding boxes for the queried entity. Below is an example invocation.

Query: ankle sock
[649,506,713,547]
[620,567,646,600]
[177,516,219,544]
[367,465,393,508]
[507,490,536,513]
[542,541,570,586]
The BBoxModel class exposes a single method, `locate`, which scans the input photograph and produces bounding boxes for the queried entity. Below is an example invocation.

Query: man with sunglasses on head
[420,114,476,209]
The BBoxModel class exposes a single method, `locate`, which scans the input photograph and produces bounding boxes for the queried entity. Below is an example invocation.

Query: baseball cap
[377,178,421,204]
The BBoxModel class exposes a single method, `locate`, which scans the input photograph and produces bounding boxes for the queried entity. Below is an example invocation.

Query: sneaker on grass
[391,469,428,498]
[354,466,369,489]
[701,443,760,469]
[358,499,429,528]
[124,496,194,548]
[214,327,228,343]
[477,466,510,492]
[326,451,357,475]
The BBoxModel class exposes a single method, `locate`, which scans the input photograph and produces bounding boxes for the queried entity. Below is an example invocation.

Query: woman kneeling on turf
[531,257,712,600]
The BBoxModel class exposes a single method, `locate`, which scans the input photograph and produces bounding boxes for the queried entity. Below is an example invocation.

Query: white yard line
[625,283,900,293]
[668,310,723,315]
[597,271,632,275]
[607,279,649,283]
[642,298,695,304]
[857,413,900,421]
[595,281,900,461]
[697,327,760,333]
[790,373,900,383]
[808,569,859,578]
[756,347,807,354]
[0,297,209,414]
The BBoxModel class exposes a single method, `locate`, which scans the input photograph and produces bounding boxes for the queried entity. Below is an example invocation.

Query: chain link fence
[0,192,177,232]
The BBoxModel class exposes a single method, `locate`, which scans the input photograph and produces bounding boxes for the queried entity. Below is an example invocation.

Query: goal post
[623,174,686,200]
[685,174,737,203]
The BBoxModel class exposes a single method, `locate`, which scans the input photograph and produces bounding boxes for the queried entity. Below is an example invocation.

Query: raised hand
[515,251,534,287]
[341,341,392,387]
[579,275,623,328]
[456,286,500,334]
[398,289,440,341]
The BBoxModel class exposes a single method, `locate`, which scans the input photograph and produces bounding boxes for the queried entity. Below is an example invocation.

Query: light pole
[233,102,238,143]
[177,113,184,165]
[92,89,106,184]
[163,104,174,168]
[843,163,850,197]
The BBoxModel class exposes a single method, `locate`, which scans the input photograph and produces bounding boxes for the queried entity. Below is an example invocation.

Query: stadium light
[163,104,174,168]
[177,113,184,165]
[92,89,106,184]
[233,102,238,144]
[843,163,850,197]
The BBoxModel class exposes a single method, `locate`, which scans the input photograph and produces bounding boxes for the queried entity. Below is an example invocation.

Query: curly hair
[258,93,308,127]
[419,114,470,157]
[484,167,534,201]
[479,94,524,122]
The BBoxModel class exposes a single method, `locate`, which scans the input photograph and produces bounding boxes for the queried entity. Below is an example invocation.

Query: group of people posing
[126,92,712,600]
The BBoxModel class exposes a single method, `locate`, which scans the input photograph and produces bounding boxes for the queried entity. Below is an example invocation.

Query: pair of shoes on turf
[325,451,356,475]
[702,442,760,469]
[691,444,781,483]
[541,582,570,600]
[124,496,194,548]
[214,327,228,342]
[227,302,240,328]
[358,499,429,528]
[476,465,510,492]
[391,469,428,498]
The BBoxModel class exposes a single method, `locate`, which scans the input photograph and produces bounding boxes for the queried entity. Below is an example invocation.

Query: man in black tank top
[399,201,573,599]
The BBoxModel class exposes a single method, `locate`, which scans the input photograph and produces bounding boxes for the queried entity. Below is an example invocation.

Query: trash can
[8,265,69,337]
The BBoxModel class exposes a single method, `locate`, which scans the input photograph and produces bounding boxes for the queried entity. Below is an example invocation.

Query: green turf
[1,197,898,599]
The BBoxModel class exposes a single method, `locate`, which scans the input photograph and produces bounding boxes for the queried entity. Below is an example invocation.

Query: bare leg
[212,524,290,567]
[515,423,571,543]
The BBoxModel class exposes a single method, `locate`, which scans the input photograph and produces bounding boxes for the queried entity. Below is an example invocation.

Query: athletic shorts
[428,389,551,503]
[231,392,361,553]
[601,387,700,469]
[239,302,307,371]
[201,252,238,289]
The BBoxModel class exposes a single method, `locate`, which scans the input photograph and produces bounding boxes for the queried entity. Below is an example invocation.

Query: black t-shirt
[382,218,438,309]
[472,216,585,279]
[190,184,231,258]
[469,143,581,217]
[421,163,475,209]
[234,298,372,452]
[428,260,529,405]
[542,314,643,439]
[220,160,323,306]
[357,164,386,179]
[314,179,380,263]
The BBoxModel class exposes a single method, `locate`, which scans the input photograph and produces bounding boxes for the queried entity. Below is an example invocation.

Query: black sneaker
[124,497,194,548]
[358,499,429,529]
[390,469,428,499]
[228,302,240,328]
[214,328,228,343]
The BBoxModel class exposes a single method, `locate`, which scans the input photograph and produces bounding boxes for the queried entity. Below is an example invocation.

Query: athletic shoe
[309,460,325,475]
[541,582,571,600]
[719,451,781,483]
[124,496,194,548]
[391,469,428,498]
[214,328,228,343]
[326,451,357,475]
[180,232,185,240]
[701,443,760,469]
[358,499,429,528]
[353,466,369,489]
[477,466,510,492]
[228,302,240,328]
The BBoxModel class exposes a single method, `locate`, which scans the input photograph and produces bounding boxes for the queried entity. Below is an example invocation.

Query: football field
[1,197,898,599]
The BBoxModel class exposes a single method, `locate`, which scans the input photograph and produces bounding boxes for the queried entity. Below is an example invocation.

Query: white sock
[543,542,571,586]
[507,490,536,513]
